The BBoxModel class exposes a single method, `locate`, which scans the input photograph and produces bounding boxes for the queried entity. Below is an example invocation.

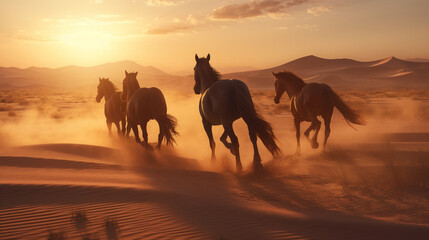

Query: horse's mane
[277,71,305,89]
[127,75,140,90]
[101,78,118,92]
[206,63,222,82]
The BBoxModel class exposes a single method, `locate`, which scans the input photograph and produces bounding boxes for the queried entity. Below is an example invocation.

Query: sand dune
[1,88,429,239]
[1,139,429,239]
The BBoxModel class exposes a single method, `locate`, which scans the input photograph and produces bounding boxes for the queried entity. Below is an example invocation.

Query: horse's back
[105,92,124,122]
[127,87,167,123]
[200,79,252,124]
[295,83,334,120]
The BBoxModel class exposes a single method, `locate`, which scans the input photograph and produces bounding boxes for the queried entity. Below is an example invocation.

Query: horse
[96,77,126,136]
[272,71,366,154]
[122,71,178,150]
[194,54,280,172]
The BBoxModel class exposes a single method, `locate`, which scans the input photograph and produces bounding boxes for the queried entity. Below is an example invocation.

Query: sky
[1,0,428,74]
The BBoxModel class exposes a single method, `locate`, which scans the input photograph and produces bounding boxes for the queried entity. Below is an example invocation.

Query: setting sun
[1,1,429,239]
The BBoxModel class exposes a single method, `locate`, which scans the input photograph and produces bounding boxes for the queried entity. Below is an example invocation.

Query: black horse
[194,54,280,172]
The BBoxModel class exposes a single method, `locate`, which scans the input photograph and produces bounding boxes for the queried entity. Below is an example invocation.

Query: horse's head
[193,53,213,94]
[272,72,282,104]
[122,70,139,102]
[96,77,109,103]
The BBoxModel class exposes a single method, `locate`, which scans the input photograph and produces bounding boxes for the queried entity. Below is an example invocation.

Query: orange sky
[1,0,428,74]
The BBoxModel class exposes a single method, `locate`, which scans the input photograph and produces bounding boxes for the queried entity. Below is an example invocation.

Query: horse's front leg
[202,118,216,162]
[121,117,126,136]
[222,121,242,172]
[106,120,112,136]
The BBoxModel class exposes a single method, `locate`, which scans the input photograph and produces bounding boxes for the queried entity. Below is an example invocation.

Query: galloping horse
[96,77,126,136]
[273,71,366,154]
[122,71,178,150]
[194,54,280,172]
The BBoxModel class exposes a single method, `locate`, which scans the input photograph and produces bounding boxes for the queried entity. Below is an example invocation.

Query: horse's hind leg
[106,120,112,136]
[222,122,242,172]
[247,123,262,170]
[140,121,153,150]
[156,119,163,150]
[220,131,232,150]
[294,118,302,155]
[322,110,333,152]
[310,119,321,149]
[114,121,121,136]
[128,119,140,143]
[203,118,216,162]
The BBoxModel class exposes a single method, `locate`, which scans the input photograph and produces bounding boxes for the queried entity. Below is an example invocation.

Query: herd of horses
[96,54,365,172]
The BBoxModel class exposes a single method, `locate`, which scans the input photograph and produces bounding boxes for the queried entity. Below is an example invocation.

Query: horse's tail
[158,114,179,146]
[330,90,366,129]
[235,85,281,156]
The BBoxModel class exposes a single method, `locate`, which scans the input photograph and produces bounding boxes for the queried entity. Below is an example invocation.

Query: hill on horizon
[223,55,429,90]
[1,56,429,91]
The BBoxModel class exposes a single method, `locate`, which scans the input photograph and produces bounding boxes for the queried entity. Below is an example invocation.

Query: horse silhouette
[96,77,126,136]
[122,71,178,150]
[273,71,366,154]
[194,54,280,172]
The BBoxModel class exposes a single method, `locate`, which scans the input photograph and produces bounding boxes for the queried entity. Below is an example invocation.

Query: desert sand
[1,88,429,239]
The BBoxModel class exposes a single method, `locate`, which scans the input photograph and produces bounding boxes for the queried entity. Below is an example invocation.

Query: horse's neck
[127,85,140,101]
[284,82,304,99]
[104,89,115,101]
[200,75,218,93]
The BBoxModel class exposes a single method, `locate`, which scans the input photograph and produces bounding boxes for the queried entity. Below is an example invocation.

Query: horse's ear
[272,72,276,77]
[125,70,128,76]
[207,53,210,62]
[195,54,199,62]
[99,77,101,82]
[135,71,138,76]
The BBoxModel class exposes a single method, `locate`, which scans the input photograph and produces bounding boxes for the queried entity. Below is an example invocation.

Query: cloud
[46,15,136,27]
[146,0,184,6]
[307,6,330,16]
[212,0,312,20]
[146,25,193,35]
[8,32,57,43]
[145,14,206,35]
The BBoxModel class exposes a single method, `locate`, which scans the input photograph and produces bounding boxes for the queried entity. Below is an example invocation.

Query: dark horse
[122,71,178,150]
[194,54,280,172]
[273,71,366,154]
[96,77,126,136]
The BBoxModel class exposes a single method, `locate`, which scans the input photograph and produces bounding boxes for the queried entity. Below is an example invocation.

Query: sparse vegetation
[47,230,67,240]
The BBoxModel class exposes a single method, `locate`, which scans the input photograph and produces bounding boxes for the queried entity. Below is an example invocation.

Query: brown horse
[273,71,365,154]
[194,54,280,172]
[122,71,178,150]
[96,77,126,136]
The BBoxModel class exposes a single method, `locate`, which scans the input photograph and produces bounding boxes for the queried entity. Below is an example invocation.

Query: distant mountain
[2,56,429,91]
[0,61,189,90]
[223,55,429,90]
[406,58,429,63]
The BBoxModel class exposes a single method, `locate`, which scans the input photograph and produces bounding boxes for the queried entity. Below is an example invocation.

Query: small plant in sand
[72,210,88,225]
[47,230,67,240]
[105,218,120,238]
[81,233,99,240]
[8,109,16,117]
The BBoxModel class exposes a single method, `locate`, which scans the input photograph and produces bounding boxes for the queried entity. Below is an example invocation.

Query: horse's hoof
[141,143,154,151]
[236,164,243,173]
[311,142,319,149]
[253,162,263,171]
